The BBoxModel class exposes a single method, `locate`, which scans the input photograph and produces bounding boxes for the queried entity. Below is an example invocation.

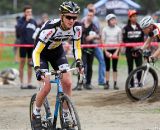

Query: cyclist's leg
[35,58,51,111]
[50,45,72,97]
[32,57,51,129]
[50,46,72,124]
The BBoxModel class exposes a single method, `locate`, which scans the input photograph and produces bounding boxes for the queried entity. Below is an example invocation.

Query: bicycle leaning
[125,50,159,101]
[30,68,81,130]
[70,60,85,91]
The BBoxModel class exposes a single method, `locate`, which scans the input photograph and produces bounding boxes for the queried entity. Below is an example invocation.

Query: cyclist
[31,1,82,130]
[140,16,160,59]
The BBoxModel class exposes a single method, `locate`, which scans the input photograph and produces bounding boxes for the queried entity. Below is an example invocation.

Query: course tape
[0,42,158,48]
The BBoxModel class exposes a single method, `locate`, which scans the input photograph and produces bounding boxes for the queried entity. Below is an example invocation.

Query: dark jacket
[81,22,99,54]
[17,16,37,44]
[123,21,144,44]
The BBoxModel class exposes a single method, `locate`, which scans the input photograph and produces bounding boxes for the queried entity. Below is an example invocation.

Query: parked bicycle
[30,68,81,130]
[125,49,159,101]
[70,60,85,91]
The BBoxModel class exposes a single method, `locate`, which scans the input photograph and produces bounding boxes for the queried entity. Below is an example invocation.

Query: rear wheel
[125,65,158,101]
[59,94,81,130]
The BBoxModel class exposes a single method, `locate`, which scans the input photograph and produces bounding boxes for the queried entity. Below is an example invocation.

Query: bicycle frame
[43,68,77,129]
[42,73,64,129]
[50,74,63,129]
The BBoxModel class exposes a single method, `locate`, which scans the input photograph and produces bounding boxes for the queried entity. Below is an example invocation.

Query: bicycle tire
[59,94,81,130]
[125,65,158,101]
[29,93,52,130]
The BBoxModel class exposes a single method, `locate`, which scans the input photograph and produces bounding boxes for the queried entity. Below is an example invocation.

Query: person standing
[102,14,122,90]
[82,4,106,85]
[122,10,144,87]
[14,16,20,63]
[17,5,37,89]
[81,10,100,90]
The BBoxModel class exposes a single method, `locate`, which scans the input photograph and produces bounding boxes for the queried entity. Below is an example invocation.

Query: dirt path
[1,84,160,130]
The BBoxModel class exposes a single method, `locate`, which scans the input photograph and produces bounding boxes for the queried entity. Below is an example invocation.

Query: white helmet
[105,14,116,21]
[139,16,154,29]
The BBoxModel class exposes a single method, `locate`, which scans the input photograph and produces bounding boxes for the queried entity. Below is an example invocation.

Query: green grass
[0,33,128,70]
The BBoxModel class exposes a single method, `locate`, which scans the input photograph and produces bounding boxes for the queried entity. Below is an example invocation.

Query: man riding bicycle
[31,1,82,130]
[140,16,160,60]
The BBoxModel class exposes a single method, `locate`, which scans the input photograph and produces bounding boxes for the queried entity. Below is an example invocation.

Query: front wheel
[29,93,52,130]
[125,65,158,101]
[59,94,81,130]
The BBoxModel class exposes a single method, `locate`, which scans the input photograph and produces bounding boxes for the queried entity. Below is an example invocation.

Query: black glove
[34,67,44,81]
[76,59,83,69]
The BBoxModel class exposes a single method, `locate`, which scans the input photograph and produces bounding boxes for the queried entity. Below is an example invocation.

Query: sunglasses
[64,15,77,20]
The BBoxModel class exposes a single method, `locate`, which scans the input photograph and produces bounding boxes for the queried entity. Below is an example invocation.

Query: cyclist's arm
[151,42,160,58]
[32,22,54,68]
[32,41,45,67]
[73,39,82,60]
[141,37,153,50]
[73,23,82,60]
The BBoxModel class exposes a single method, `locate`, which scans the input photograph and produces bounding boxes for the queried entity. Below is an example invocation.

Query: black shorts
[40,45,69,71]
[20,47,33,58]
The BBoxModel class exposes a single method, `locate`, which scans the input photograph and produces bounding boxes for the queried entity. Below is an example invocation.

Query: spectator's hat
[128,10,137,17]
[105,14,116,21]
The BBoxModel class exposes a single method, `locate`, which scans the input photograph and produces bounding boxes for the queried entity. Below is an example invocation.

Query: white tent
[94,0,141,15]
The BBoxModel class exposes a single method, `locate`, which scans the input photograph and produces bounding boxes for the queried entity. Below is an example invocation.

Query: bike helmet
[139,16,154,29]
[105,14,116,21]
[59,1,80,14]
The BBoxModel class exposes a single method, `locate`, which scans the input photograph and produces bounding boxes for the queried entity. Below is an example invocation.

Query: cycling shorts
[39,44,69,71]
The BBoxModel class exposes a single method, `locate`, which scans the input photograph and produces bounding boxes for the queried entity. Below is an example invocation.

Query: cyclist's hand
[35,67,45,81]
[76,59,84,74]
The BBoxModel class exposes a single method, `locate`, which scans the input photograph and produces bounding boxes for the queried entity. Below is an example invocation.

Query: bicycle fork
[141,64,150,86]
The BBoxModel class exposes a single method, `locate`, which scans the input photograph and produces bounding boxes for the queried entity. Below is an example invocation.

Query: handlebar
[45,68,78,76]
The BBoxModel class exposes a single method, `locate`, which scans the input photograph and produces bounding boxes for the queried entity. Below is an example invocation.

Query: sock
[63,109,69,113]
[33,106,41,115]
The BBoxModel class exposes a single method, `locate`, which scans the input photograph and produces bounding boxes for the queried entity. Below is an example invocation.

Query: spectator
[17,5,37,89]
[122,10,144,87]
[14,16,21,63]
[102,14,122,90]
[82,4,106,86]
[81,10,100,90]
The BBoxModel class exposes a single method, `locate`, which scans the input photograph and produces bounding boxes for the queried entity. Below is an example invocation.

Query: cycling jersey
[32,19,82,67]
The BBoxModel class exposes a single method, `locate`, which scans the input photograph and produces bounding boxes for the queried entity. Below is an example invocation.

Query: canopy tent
[94,0,141,16]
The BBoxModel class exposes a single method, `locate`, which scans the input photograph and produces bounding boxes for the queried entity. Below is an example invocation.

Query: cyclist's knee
[62,78,72,89]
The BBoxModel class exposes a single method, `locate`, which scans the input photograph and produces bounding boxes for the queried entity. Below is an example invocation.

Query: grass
[0,33,128,70]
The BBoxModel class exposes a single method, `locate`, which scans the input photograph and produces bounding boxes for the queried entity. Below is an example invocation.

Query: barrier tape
[0,42,158,48]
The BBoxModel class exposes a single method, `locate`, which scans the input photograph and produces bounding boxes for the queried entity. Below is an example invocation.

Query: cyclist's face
[62,13,78,29]
[143,25,153,34]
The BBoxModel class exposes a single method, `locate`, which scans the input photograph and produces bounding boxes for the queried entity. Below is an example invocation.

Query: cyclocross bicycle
[125,50,159,101]
[30,68,81,130]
